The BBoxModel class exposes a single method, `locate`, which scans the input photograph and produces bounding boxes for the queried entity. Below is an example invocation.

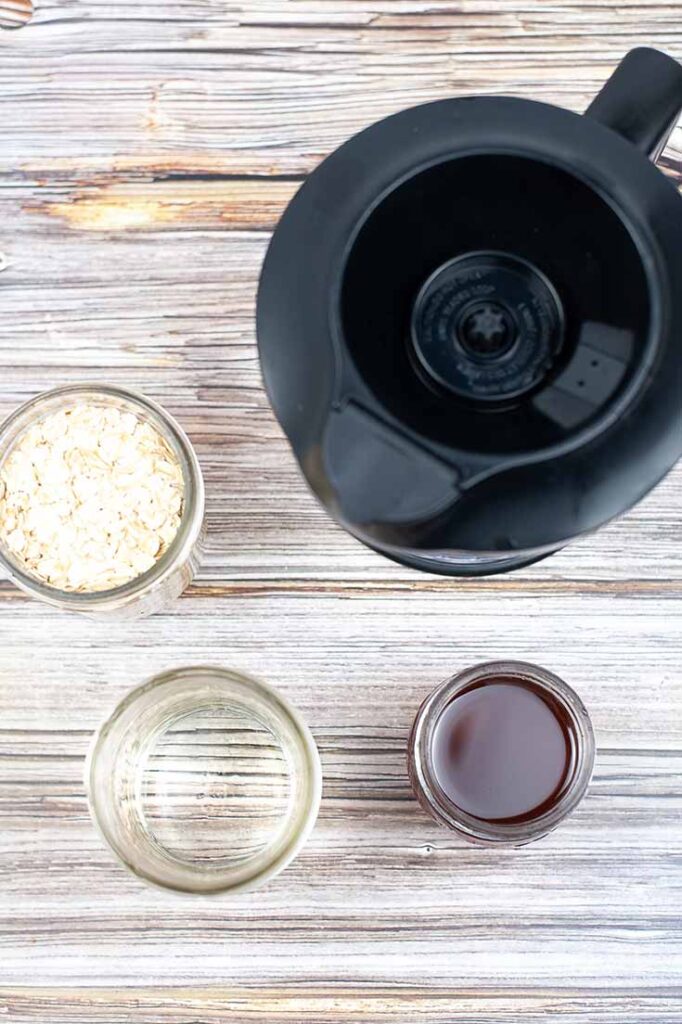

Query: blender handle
[585,47,682,161]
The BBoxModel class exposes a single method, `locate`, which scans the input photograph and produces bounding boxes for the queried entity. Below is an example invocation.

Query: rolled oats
[0,401,185,593]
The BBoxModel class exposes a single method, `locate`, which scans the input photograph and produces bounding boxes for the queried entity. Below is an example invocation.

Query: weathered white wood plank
[3,988,682,1024]
[2,0,682,1016]
[1,1,680,177]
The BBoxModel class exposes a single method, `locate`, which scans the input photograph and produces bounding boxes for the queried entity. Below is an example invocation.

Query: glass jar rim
[85,665,323,895]
[0,383,204,607]
[408,660,595,846]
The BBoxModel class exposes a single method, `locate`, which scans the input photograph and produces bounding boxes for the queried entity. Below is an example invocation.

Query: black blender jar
[257,48,682,576]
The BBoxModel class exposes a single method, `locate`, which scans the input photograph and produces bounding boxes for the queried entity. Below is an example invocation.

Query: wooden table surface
[1,2,682,1021]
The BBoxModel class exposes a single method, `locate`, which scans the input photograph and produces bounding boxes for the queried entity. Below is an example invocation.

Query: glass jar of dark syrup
[408,661,595,846]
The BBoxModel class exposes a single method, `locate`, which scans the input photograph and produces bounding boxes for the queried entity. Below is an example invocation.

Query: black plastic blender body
[257,48,682,576]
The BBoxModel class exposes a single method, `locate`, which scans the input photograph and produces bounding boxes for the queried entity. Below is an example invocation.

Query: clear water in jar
[138,702,293,868]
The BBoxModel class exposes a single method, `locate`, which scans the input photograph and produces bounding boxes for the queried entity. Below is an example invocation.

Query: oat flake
[0,401,184,592]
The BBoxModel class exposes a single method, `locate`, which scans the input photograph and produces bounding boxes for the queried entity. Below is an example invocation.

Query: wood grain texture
[1,0,682,1021]
[3,988,682,1023]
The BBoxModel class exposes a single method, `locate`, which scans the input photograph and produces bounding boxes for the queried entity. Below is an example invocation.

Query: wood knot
[0,0,33,28]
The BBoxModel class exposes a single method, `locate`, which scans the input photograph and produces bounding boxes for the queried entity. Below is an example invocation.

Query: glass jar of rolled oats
[0,384,205,618]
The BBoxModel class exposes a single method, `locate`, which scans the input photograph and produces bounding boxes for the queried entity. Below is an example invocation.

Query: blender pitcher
[257,48,682,576]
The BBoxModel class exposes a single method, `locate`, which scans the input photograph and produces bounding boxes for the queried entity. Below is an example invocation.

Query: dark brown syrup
[431,677,575,823]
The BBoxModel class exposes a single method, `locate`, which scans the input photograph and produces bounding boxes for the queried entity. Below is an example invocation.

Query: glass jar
[408,660,595,846]
[0,384,205,619]
[86,666,322,895]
